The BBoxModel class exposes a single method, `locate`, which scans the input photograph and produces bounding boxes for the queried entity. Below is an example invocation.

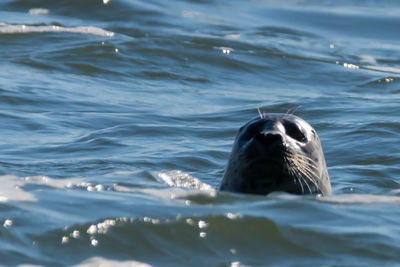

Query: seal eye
[284,121,306,142]
[312,130,316,138]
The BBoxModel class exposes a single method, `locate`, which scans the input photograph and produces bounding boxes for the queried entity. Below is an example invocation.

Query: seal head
[220,114,331,195]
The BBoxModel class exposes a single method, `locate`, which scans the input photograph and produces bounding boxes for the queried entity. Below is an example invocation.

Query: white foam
[0,175,96,203]
[319,194,400,204]
[0,175,37,202]
[215,46,234,55]
[364,65,400,74]
[111,170,216,202]
[28,8,49,16]
[224,34,241,40]
[73,257,152,267]
[23,175,84,189]
[358,55,376,64]
[0,23,114,37]
[156,170,213,191]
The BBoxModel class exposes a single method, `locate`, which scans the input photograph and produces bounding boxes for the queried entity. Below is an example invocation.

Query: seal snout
[255,131,283,145]
[252,130,287,162]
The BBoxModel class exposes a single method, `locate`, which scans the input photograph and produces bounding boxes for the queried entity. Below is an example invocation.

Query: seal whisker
[290,158,313,193]
[284,152,305,193]
[298,165,318,190]
[257,107,265,119]
[286,105,302,116]
[293,167,308,194]
[293,160,317,193]
[292,156,319,185]
[289,153,319,176]
[284,150,320,193]
[295,160,319,181]
[293,172,305,194]
[300,175,313,193]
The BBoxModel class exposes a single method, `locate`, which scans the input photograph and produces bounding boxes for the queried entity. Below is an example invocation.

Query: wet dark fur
[220,114,331,195]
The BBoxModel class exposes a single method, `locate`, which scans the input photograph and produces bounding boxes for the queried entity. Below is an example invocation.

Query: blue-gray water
[1,0,400,266]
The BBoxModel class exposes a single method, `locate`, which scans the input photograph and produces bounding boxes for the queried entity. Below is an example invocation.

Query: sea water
[0,0,400,266]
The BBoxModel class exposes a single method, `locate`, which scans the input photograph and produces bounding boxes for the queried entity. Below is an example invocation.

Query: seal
[220,113,331,195]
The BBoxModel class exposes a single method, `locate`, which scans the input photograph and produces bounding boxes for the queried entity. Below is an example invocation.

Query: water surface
[0,0,400,266]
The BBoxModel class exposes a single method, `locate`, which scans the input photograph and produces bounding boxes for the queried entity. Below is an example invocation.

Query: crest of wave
[73,256,151,267]
[0,23,114,37]
[156,170,213,191]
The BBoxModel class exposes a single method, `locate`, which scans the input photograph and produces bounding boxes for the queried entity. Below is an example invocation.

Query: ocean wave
[156,170,213,191]
[33,209,400,266]
[28,8,49,15]
[73,256,151,267]
[0,23,114,37]
[0,175,110,203]
[364,65,400,74]
[320,194,400,204]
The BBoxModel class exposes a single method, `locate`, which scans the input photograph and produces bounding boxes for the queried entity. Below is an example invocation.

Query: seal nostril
[267,133,282,143]
[256,132,283,143]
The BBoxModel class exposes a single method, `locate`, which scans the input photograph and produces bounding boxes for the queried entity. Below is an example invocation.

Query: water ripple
[0,23,114,37]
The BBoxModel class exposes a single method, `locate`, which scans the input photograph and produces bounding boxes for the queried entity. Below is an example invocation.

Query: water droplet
[3,219,12,228]
[72,230,80,239]
[91,239,99,246]
[87,225,97,235]
[226,212,239,220]
[95,184,104,191]
[61,236,69,244]
[151,219,160,224]
[343,62,359,69]
[198,220,207,229]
